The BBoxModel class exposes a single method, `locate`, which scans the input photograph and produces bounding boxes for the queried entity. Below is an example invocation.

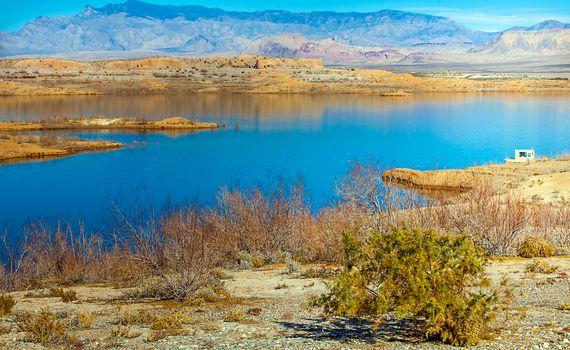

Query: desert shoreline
[1,56,570,96]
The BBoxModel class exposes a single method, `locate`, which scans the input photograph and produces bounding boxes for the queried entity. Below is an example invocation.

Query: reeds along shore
[0,162,568,294]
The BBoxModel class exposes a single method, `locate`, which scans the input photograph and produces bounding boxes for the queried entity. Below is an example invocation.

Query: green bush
[518,237,555,258]
[314,226,497,347]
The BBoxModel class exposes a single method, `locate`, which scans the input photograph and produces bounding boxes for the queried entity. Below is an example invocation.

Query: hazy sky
[1,0,569,32]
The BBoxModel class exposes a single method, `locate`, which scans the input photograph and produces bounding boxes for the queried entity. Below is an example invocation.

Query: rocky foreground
[0,258,569,349]
[1,57,570,96]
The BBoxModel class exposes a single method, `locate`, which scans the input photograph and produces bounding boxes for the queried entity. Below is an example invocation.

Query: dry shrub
[1,222,104,290]
[17,308,67,343]
[518,237,556,258]
[110,325,142,339]
[112,200,220,301]
[116,306,155,326]
[0,324,10,334]
[205,179,316,263]
[246,307,262,316]
[0,294,15,316]
[147,310,192,341]
[76,308,96,329]
[50,287,77,302]
[525,260,559,274]
[224,309,244,322]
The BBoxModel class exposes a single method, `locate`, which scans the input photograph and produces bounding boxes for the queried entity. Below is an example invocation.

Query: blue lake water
[0,93,569,233]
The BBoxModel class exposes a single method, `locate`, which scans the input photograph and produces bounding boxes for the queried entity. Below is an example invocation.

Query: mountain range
[1,0,569,70]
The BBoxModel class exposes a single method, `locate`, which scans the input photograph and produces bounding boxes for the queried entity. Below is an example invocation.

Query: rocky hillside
[476,29,570,54]
[0,0,569,70]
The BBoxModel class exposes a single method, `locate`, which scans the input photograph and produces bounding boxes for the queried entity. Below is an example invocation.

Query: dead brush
[76,308,96,329]
[50,287,77,302]
[17,308,67,344]
[525,260,559,274]
[110,325,142,339]
[0,294,16,316]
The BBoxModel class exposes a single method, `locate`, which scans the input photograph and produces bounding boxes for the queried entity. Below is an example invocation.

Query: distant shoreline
[1,56,569,97]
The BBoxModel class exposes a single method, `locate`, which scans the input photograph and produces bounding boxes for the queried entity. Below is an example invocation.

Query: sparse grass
[224,309,244,322]
[116,306,155,326]
[525,260,559,274]
[558,303,570,311]
[16,308,67,344]
[275,283,289,290]
[199,321,220,332]
[0,294,16,316]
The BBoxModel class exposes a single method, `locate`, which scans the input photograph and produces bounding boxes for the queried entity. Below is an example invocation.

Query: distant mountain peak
[506,20,570,32]
[79,5,100,17]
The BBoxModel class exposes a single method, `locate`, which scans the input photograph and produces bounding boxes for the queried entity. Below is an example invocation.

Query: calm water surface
[0,93,569,232]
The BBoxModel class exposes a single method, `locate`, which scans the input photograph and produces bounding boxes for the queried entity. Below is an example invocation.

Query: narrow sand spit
[0,134,123,164]
[0,116,219,164]
[0,116,219,132]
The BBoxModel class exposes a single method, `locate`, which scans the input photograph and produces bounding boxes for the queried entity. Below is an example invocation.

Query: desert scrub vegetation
[0,162,569,306]
[49,287,77,302]
[0,294,15,316]
[314,226,498,347]
[16,308,67,344]
[147,310,193,341]
[518,236,556,258]
[224,309,244,322]
[525,260,559,274]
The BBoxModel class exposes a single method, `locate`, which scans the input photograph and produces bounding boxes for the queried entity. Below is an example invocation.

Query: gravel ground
[0,258,569,349]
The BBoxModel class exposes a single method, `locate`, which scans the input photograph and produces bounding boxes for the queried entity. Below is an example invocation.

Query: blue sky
[1,0,569,32]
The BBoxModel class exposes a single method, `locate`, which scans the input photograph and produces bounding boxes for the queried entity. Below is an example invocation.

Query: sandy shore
[0,259,569,349]
[1,56,570,96]
[383,158,570,203]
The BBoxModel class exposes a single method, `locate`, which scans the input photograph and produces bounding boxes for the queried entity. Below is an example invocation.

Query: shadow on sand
[278,317,429,345]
